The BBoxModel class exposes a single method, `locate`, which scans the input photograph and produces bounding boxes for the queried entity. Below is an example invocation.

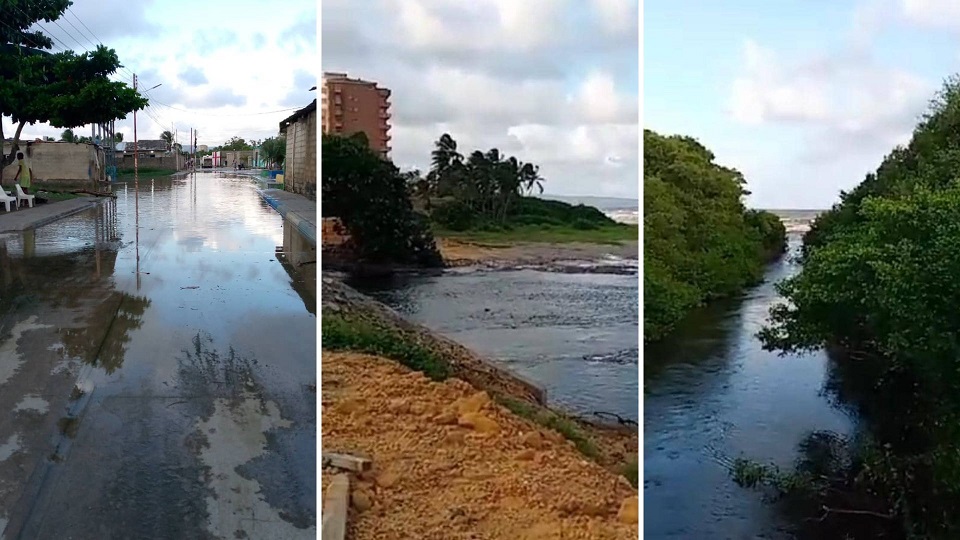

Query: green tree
[644,129,785,341]
[426,133,549,226]
[60,128,76,142]
[222,136,251,151]
[755,76,960,537]
[113,131,123,142]
[0,0,147,168]
[322,133,442,267]
[260,136,285,166]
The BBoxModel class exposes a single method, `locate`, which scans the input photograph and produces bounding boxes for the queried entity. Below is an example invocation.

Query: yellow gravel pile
[322,351,639,540]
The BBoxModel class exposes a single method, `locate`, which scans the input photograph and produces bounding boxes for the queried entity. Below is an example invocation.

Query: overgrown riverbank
[644,129,787,342]
[740,77,960,539]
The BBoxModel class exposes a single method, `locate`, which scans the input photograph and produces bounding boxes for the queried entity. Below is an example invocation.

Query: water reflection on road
[0,171,316,539]
[643,235,856,539]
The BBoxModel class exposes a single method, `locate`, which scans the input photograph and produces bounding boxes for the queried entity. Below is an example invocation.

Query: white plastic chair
[15,184,34,208]
[0,189,17,211]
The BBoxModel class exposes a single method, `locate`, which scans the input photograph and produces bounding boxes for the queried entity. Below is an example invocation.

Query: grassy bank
[115,167,176,181]
[430,195,636,245]
[434,222,636,245]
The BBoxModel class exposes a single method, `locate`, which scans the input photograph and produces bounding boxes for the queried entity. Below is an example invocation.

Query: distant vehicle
[201,156,213,169]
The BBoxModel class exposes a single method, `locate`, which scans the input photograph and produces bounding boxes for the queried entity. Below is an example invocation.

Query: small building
[1,139,106,186]
[279,99,317,201]
[115,140,184,171]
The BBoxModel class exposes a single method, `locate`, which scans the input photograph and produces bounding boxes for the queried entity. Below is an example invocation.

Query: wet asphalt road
[0,172,316,539]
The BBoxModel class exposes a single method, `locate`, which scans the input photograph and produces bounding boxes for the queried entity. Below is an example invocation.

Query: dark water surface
[644,235,857,539]
[352,266,639,423]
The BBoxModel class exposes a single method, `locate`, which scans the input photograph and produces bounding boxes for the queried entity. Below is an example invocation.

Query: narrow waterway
[352,266,639,423]
[643,234,857,539]
[0,171,316,539]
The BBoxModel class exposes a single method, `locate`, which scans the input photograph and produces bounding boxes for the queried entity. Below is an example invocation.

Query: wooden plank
[323,452,372,473]
[321,473,350,540]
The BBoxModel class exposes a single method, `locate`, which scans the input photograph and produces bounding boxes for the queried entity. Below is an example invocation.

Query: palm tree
[430,133,463,196]
[160,130,174,151]
[521,163,544,195]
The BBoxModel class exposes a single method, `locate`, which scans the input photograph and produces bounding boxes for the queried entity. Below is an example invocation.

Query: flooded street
[0,171,316,539]
[643,234,856,539]
[352,267,639,423]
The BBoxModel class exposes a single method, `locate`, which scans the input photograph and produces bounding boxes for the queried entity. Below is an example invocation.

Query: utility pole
[133,73,139,186]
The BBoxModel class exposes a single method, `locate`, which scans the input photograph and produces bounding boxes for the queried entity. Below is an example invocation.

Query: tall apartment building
[320,72,392,158]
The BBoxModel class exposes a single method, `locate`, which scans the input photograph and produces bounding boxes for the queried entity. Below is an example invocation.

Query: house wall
[117,154,183,171]
[1,141,105,186]
[283,108,317,201]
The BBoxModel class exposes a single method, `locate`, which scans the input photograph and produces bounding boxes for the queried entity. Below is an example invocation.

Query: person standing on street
[12,151,33,194]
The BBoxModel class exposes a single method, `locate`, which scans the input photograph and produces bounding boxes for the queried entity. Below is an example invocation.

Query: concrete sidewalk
[0,198,101,233]
[257,189,317,247]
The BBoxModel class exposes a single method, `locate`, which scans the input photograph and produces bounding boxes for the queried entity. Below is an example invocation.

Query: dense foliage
[411,133,632,239]
[322,133,442,267]
[758,77,960,538]
[412,133,544,224]
[260,136,285,167]
[644,129,786,341]
[0,0,146,168]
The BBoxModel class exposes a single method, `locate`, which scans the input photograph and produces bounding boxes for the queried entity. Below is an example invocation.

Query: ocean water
[541,195,639,225]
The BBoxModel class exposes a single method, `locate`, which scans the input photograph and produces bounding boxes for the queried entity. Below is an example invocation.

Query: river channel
[644,233,857,539]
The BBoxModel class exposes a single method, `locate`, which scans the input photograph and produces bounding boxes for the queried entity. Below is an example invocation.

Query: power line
[65,8,137,82]
[61,9,100,52]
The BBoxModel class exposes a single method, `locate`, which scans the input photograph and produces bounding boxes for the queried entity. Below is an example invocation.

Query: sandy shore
[438,238,638,268]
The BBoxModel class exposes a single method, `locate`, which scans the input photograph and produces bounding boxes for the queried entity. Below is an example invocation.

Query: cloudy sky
[645,0,960,209]
[1,0,316,147]
[322,0,640,199]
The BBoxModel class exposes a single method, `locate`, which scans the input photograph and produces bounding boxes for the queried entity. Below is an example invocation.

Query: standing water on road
[352,266,639,424]
[0,171,316,539]
[644,231,857,539]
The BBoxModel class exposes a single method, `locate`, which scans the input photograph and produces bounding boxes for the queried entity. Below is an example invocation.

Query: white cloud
[728,38,930,136]
[323,0,638,198]
[901,0,960,28]
[3,1,316,147]
[591,0,637,36]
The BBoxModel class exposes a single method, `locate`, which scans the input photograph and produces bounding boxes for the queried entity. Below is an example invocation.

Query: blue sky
[645,0,960,209]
